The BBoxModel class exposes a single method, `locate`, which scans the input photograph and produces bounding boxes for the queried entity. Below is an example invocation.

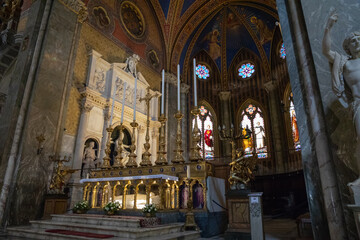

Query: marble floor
[0,218,313,239]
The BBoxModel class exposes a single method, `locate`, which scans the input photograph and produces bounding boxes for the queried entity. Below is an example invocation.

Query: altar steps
[6,214,201,240]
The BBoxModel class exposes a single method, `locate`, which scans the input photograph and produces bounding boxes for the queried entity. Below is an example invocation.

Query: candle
[177,64,180,111]
[133,76,137,121]
[109,83,117,126]
[193,58,197,107]
[161,69,165,114]
[187,165,190,179]
[120,82,127,123]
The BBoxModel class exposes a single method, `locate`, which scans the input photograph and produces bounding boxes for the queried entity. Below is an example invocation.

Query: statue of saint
[82,141,97,178]
[322,12,360,140]
[125,54,140,78]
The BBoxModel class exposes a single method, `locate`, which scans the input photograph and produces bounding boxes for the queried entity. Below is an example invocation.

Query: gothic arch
[236,98,271,159]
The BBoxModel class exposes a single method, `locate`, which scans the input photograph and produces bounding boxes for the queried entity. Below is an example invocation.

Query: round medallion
[120,1,145,39]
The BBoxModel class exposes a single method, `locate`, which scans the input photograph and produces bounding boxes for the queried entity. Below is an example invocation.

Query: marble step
[6,226,115,240]
[7,226,200,240]
[50,214,141,228]
[29,220,183,239]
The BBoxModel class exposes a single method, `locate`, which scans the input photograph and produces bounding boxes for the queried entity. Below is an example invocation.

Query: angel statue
[49,156,78,194]
[322,11,360,140]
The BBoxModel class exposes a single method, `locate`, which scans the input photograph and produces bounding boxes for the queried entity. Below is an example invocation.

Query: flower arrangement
[103,201,121,215]
[142,203,157,217]
[72,200,90,214]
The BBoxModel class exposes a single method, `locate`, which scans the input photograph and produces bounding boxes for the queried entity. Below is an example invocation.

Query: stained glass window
[192,106,214,160]
[196,64,210,80]
[289,93,301,150]
[239,103,267,158]
[280,43,286,59]
[238,63,255,79]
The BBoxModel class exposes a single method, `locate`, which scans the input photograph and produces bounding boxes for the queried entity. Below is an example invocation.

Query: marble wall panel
[59,134,76,158]
[88,106,104,134]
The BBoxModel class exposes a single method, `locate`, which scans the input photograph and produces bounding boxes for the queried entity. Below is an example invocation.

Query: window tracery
[195,64,210,80]
[238,63,255,79]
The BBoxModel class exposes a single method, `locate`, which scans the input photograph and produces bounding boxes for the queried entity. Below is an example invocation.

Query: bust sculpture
[322,11,360,140]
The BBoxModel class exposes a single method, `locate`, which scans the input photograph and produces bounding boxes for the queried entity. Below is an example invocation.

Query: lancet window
[192,105,215,160]
[239,103,267,158]
[289,93,301,150]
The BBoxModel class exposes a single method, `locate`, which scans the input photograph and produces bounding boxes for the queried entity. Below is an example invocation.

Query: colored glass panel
[192,107,214,159]
[238,63,255,78]
[200,106,208,116]
[280,43,286,59]
[196,64,210,80]
[289,98,301,150]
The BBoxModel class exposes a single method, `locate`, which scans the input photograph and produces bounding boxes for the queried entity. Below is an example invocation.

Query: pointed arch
[192,100,219,160]
[236,98,270,158]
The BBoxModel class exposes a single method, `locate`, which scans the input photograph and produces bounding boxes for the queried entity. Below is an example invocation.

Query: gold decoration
[126,120,138,168]
[101,127,113,169]
[49,156,78,194]
[140,87,159,166]
[190,107,202,162]
[228,147,256,186]
[113,124,124,168]
[172,111,185,164]
[155,114,167,165]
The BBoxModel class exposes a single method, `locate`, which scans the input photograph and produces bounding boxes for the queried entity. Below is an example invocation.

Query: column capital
[218,91,231,101]
[138,125,146,134]
[165,72,177,86]
[81,102,93,113]
[264,81,278,93]
[180,83,190,94]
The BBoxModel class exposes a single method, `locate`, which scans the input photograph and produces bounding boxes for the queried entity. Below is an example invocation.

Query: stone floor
[0,218,313,239]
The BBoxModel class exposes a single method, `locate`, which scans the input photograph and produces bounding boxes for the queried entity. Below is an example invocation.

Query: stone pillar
[72,98,93,172]
[136,125,145,166]
[219,92,232,157]
[181,83,190,161]
[264,81,285,173]
[165,73,178,163]
[248,192,264,240]
[98,105,110,165]
[277,0,346,239]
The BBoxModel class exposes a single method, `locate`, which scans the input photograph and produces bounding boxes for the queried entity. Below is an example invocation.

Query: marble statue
[322,12,360,140]
[125,54,140,78]
[82,141,97,178]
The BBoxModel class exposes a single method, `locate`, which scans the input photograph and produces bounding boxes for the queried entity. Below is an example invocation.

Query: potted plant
[142,203,157,217]
[72,200,90,214]
[103,201,121,215]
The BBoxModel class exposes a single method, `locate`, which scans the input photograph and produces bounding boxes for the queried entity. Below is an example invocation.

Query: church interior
[0,0,359,239]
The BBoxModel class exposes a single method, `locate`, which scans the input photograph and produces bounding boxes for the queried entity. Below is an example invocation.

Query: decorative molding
[57,0,88,23]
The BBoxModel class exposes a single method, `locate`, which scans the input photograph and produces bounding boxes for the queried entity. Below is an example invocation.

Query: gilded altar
[81,162,213,211]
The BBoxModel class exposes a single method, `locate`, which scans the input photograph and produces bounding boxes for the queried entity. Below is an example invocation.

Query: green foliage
[73,200,90,212]
[103,201,121,212]
[142,203,157,214]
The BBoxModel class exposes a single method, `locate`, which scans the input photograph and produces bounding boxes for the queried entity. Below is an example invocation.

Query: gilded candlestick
[190,107,202,162]
[172,111,185,164]
[140,87,159,166]
[155,114,167,165]
[113,124,124,168]
[101,127,113,169]
[126,120,138,168]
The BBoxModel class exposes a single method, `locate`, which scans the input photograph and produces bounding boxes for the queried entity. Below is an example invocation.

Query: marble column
[98,105,110,165]
[151,124,160,165]
[165,73,178,163]
[136,125,145,166]
[219,92,232,157]
[277,0,346,239]
[181,83,190,161]
[72,98,93,172]
[264,81,285,173]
